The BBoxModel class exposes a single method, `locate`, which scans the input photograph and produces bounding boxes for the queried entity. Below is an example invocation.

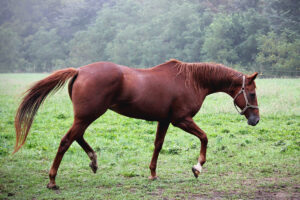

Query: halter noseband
[233,76,259,115]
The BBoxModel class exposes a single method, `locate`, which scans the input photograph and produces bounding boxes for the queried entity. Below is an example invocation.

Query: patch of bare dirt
[255,183,300,199]
[147,187,164,196]
[175,180,300,200]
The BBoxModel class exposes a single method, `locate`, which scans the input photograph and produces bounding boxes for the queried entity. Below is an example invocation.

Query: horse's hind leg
[149,121,169,180]
[47,120,91,189]
[77,137,98,173]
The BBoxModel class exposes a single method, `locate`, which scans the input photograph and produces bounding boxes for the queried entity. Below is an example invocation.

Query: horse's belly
[109,103,168,121]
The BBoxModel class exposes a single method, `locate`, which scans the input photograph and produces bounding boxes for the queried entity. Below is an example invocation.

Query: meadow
[0,74,299,199]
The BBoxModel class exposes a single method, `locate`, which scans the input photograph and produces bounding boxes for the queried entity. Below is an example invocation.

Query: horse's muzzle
[247,115,260,126]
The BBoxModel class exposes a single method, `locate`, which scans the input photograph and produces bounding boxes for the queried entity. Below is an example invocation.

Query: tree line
[0,0,299,76]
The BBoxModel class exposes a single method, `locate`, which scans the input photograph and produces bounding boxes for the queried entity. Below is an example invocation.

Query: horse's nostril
[254,117,260,125]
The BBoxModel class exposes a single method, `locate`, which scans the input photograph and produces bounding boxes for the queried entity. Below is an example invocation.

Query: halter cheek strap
[233,76,259,115]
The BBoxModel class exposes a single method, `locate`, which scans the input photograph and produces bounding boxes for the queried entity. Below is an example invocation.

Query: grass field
[0,74,299,199]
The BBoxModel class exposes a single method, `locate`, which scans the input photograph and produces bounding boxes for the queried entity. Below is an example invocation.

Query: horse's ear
[248,72,258,83]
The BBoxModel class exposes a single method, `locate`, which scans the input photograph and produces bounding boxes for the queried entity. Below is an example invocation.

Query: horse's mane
[167,59,243,91]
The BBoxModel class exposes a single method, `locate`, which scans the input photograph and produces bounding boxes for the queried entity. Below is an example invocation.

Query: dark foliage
[0,0,299,76]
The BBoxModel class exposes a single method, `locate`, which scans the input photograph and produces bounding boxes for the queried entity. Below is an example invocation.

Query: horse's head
[233,72,260,126]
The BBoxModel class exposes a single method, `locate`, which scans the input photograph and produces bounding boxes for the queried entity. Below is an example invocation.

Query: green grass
[0,74,299,199]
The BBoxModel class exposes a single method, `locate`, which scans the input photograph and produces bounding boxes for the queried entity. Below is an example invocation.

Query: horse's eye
[250,93,256,98]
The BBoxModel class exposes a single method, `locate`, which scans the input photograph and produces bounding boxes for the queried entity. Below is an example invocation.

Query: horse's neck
[204,76,234,95]
[158,60,241,97]
[196,68,241,97]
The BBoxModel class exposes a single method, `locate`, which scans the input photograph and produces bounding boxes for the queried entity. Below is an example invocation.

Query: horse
[14,59,260,189]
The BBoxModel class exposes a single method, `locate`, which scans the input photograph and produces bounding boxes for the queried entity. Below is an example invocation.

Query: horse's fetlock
[49,171,56,179]
[149,164,156,171]
[88,152,95,159]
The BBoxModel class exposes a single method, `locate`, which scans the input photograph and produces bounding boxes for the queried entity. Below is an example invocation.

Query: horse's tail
[13,68,78,154]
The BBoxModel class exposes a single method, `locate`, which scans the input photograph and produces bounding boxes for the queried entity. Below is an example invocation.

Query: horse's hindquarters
[71,63,123,121]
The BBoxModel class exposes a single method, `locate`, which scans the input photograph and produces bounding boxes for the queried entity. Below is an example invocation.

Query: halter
[233,76,259,115]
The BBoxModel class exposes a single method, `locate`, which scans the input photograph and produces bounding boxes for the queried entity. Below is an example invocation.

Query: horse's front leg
[149,121,169,180]
[173,117,208,178]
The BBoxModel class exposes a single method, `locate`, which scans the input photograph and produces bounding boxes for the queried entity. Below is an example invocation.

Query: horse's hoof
[192,167,200,178]
[47,183,59,190]
[148,176,158,180]
[89,162,98,173]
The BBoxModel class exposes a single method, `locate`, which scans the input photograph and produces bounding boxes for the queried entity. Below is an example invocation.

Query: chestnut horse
[14,59,259,189]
